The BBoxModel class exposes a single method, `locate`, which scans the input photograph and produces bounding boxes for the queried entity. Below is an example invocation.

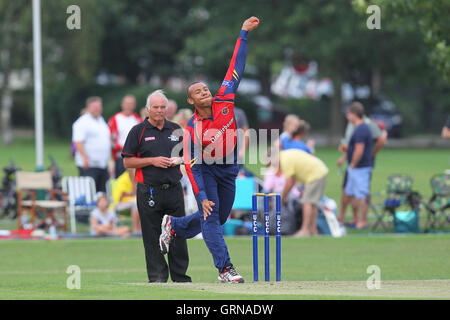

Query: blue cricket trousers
[171,164,238,273]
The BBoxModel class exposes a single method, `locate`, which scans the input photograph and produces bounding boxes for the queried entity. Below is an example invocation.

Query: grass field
[1,137,449,232]
[0,235,449,299]
[1,137,449,203]
[0,138,449,300]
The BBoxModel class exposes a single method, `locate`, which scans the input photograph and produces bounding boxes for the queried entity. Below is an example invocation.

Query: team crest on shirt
[168,134,179,142]
[221,107,229,115]
[221,80,233,88]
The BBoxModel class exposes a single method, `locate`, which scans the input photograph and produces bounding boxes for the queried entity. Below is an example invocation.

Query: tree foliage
[354,0,450,83]
[0,0,32,144]
[178,0,447,136]
[99,0,201,83]
[1,0,449,139]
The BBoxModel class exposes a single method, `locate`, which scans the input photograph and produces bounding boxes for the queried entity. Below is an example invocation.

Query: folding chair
[221,177,260,235]
[425,173,450,231]
[105,178,114,204]
[371,174,413,231]
[233,177,257,212]
[367,190,385,227]
[16,171,68,230]
[62,176,97,233]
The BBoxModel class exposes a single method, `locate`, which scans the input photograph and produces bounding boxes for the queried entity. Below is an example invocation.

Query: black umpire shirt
[121,117,183,186]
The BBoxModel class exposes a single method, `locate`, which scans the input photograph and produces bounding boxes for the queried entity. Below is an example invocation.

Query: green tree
[278,0,437,138]
[180,0,448,137]
[41,0,106,136]
[0,0,31,145]
[99,0,202,84]
[42,0,105,86]
[1,0,107,141]
[178,1,289,95]
[354,0,450,132]
[355,0,450,83]
[179,0,422,138]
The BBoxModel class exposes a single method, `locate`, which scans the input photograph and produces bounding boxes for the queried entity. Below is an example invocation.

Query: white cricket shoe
[218,265,245,283]
[159,215,174,254]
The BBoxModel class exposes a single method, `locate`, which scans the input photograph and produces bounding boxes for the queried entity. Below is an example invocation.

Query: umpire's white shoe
[218,265,245,283]
[159,215,174,255]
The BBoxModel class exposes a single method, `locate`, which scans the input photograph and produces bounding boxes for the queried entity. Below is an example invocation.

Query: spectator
[234,107,252,176]
[176,108,193,129]
[375,121,389,147]
[175,108,198,215]
[279,114,300,141]
[108,95,142,178]
[263,150,301,197]
[442,115,450,139]
[140,107,148,121]
[111,169,141,234]
[342,102,374,230]
[166,99,178,122]
[72,96,111,192]
[263,164,289,194]
[337,103,386,227]
[274,114,300,154]
[90,192,130,237]
[263,152,302,235]
[280,120,314,154]
[70,108,88,158]
[278,149,329,237]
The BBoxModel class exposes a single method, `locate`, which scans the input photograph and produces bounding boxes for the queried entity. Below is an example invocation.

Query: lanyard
[148,187,155,207]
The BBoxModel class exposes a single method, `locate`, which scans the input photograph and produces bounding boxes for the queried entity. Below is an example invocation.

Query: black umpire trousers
[136,182,191,283]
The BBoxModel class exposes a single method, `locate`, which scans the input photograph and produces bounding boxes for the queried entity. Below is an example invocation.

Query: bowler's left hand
[201,199,216,220]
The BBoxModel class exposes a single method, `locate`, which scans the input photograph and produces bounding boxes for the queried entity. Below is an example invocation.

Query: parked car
[368,99,403,138]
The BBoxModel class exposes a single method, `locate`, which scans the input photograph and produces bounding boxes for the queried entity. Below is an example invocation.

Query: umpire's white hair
[146,89,169,109]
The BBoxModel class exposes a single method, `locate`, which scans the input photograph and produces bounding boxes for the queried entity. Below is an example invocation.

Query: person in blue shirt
[442,115,450,139]
[344,102,373,229]
[280,120,314,154]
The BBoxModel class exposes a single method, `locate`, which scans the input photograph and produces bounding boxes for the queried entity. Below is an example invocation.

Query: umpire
[122,90,191,283]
